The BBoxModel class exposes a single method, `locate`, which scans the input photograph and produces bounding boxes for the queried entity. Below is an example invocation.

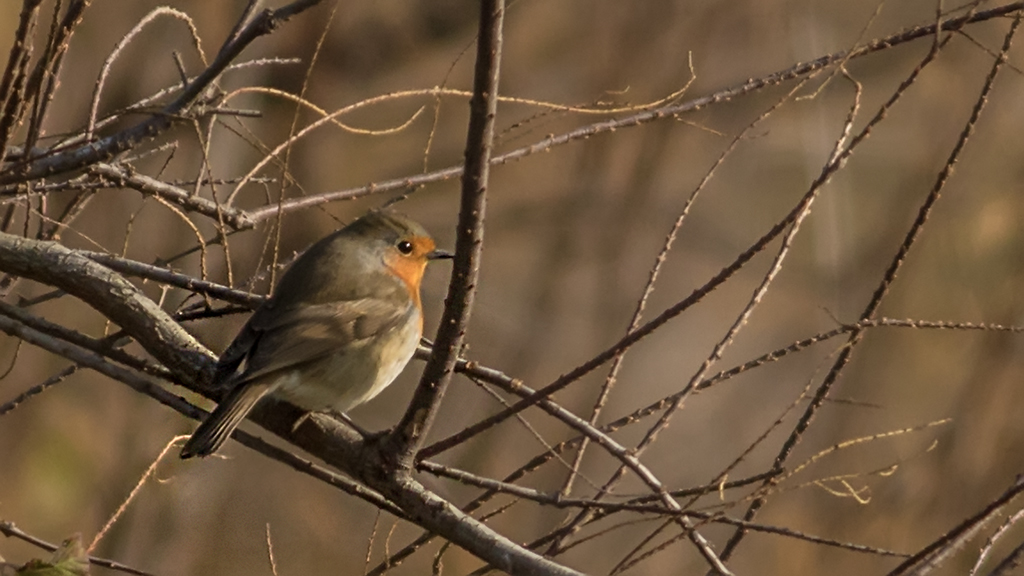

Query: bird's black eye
[397,240,414,254]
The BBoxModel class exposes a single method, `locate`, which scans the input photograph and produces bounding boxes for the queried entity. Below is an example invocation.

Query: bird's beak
[427,249,454,260]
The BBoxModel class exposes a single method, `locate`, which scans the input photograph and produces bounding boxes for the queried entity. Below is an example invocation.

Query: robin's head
[348,211,452,301]
[272,211,451,308]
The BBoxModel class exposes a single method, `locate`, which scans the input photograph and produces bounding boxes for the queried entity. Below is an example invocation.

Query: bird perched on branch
[181,211,452,459]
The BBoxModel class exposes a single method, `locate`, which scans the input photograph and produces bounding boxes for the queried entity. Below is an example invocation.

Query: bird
[180,211,452,459]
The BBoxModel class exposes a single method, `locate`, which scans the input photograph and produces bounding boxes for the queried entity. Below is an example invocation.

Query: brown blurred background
[2,1,1024,574]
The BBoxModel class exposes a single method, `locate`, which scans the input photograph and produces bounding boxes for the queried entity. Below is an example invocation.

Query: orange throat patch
[383,235,435,311]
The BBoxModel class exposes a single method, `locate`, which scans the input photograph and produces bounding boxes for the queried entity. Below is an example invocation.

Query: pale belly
[270,312,421,413]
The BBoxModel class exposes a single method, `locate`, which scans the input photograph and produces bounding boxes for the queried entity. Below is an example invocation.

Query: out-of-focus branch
[0,0,325,186]
[0,0,43,157]
[886,475,1024,576]
[0,521,153,576]
[718,8,1023,564]
[240,1,1024,222]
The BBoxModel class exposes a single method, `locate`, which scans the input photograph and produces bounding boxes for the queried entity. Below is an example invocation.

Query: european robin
[180,211,451,458]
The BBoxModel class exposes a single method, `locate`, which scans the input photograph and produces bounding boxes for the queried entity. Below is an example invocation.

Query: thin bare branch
[89,162,253,229]
[0,520,153,576]
[0,0,326,186]
[887,475,1024,576]
[239,2,1024,222]
[719,8,1021,562]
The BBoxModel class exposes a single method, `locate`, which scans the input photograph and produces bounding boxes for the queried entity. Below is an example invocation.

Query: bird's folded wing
[232,297,412,385]
[212,320,258,386]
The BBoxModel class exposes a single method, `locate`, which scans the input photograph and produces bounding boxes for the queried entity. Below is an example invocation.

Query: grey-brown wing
[212,320,258,387]
[232,298,412,386]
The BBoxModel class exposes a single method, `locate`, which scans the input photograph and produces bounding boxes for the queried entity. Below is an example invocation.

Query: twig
[86,7,205,139]
[81,250,262,307]
[89,162,253,229]
[0,520,153,576]
[970,508,1024,576]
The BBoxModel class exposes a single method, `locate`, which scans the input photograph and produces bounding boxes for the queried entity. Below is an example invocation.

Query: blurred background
[2,0,1024,574]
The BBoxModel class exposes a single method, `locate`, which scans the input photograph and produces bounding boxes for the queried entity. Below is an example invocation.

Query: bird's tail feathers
[180,381,271,459]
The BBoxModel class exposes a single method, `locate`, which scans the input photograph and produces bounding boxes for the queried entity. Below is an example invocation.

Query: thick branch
[387,0,504,467]
[0,233,213,381]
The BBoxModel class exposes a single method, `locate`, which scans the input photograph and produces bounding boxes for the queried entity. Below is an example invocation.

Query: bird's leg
[328,410,362,434]
[291,410,364,434]
[291,411,313,432]
[291,410,389,444]
[324,410,389,441]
